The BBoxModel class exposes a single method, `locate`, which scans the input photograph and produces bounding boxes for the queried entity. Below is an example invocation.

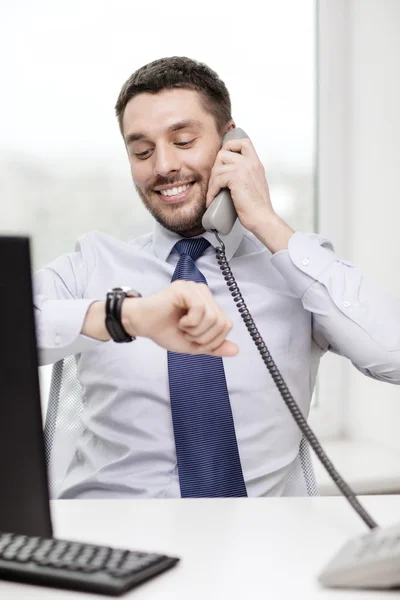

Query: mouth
[155,182,196,204]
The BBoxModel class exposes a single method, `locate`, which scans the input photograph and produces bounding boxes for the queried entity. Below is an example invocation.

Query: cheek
[201,165,213,187]
[189,156,214,183]
[201,154,217,180]
[130,162,150,189]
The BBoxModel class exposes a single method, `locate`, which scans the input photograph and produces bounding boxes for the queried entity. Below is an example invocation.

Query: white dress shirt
[33,221,400,498]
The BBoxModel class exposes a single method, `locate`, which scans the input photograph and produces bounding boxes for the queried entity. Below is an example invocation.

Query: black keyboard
[0,531,179,596]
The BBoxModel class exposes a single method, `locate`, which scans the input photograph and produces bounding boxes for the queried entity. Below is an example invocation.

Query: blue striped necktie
[167,237,247,497]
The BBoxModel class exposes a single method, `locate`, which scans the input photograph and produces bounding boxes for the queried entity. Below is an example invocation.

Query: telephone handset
[201,127,249,235]
[202,127,399,590]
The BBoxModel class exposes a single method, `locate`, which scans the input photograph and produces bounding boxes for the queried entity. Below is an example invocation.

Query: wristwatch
[105,287,142,343]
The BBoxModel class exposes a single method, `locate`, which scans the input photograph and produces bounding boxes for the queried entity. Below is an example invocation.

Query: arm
[204,135,400,384]
[34,236,237,365]
[33,235,104,365]
[269,230,400,384]
[81,281,238,357]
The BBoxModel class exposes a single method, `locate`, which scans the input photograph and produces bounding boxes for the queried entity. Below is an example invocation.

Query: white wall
[342,0,400,449]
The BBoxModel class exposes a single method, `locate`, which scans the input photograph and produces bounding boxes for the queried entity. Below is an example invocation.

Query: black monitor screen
[0,236,52,537]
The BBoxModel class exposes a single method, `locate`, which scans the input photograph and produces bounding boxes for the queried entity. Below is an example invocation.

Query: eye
[175,139,195,147]
[133,139,195,159]
[134,149,152,159]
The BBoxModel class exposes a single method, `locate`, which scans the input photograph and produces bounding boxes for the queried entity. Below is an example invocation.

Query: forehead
[122,88,214,137]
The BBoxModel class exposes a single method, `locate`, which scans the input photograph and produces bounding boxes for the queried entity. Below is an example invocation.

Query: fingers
[177,282,212,329]
[213,139,257,171]
[205,166,235,208]
[205,142,254,207]
[178,283,223,335]
[188,339,239,358]
[172,281,238,356]
[182,306,232,344]
[180,294,223,334]
[222,137,258,158]
[184,319,232,354]
[213,149,243,168]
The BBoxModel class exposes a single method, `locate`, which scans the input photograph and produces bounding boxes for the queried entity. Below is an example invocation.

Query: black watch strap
[105,287,141,343]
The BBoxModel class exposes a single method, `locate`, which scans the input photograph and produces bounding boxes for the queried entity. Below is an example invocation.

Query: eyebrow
[125,119,203,146]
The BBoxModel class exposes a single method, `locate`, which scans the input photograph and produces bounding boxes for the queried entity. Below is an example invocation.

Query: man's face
[122,89,229,237]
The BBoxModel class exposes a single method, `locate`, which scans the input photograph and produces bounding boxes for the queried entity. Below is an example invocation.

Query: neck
[178,225,206,238]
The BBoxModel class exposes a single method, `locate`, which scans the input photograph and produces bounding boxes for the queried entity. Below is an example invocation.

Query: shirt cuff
[35,298,106,364]
[270,231,337,298]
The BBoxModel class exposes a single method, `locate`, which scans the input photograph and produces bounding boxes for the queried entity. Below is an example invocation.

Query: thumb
[208,340,239,358]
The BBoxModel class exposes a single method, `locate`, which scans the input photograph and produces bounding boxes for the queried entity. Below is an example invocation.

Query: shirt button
[301,258,310,266]
[55,334,61,345]
[343,301,351,308]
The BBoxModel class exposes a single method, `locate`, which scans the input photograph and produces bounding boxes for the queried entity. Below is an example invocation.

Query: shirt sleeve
[33,234,107,366]
[270,231,400,384]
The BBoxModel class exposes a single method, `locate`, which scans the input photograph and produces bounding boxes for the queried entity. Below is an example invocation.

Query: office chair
[44,356,319,498]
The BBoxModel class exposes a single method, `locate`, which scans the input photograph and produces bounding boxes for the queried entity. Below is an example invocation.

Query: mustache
[148,173,202,191]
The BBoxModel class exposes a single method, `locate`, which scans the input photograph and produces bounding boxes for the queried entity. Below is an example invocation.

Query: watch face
[126,289,141,298]
[115,287,141,298]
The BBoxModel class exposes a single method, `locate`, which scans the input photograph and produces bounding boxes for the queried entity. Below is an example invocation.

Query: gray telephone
[201,127,248,235]
[202,127,400,591]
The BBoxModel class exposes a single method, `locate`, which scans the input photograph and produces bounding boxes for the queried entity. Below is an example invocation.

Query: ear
[225,120,236,134]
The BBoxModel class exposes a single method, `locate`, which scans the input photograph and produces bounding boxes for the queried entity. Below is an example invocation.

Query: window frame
[308,0,350,440]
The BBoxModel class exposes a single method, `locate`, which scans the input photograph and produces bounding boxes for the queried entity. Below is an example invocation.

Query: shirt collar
[152,219,245,263]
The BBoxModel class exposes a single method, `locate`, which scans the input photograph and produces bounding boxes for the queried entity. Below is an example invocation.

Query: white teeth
[160,183,191,197]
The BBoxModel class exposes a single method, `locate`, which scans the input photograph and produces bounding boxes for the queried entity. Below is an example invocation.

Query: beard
[134,174,209,237]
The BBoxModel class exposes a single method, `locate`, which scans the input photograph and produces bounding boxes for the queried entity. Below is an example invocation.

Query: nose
[153,144,181,178]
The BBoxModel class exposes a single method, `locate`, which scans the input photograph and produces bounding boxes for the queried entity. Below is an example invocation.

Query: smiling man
[122,93,223,238]
[34,56,400,499]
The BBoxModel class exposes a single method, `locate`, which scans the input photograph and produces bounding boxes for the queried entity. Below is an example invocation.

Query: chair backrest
[44,356,85,498]
[282,435,319,496]
[44,357,319,498]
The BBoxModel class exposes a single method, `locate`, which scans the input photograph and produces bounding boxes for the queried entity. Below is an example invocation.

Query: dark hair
[115,56,232,136]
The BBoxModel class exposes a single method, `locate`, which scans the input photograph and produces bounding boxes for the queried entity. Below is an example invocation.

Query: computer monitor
[0,236,52,538]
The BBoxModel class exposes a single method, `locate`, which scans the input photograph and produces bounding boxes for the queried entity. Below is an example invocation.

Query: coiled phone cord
[213,231,378,531]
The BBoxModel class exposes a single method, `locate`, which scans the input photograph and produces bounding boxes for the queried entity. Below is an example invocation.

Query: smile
[156,182,195,204]
[159,183,192,197]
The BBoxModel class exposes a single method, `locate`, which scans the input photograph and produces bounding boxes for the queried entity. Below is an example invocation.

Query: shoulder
[74,230,153,254]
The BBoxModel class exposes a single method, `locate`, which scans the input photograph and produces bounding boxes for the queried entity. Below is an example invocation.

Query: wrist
[82,301,111,342]
[105,287,142,343]
[249,212,295,253]
[121,297,146,338]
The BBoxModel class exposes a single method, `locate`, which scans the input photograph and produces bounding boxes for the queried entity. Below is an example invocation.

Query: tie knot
[174,237,210,262]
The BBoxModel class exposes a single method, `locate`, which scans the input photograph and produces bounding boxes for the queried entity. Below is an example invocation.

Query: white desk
[1,496,400,599]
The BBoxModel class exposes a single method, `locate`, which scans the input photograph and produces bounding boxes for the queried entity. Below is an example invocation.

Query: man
[35,56,400,499]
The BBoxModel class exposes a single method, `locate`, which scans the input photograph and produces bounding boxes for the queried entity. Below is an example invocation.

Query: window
[1,0,316,266]
[1,0,326,429]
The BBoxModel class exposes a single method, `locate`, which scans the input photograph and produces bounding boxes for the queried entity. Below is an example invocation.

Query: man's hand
[205,136,295,253]
[121,281,238,357]
[83,282,238,357]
